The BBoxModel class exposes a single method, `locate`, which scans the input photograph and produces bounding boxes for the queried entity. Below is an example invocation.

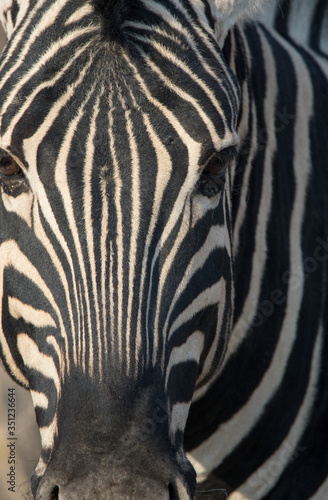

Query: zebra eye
[0,150,21,178]
[198,146,236,198]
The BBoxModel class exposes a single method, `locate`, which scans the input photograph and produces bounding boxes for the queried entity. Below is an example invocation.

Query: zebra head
[0,0,262,498]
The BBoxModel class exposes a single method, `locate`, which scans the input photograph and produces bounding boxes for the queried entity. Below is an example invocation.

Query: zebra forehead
[0,4,240,162]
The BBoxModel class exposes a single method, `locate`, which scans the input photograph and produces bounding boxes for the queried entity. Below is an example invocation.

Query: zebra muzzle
[35,476,190,500]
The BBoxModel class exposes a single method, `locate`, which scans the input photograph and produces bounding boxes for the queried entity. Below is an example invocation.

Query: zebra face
[0,0,240,498]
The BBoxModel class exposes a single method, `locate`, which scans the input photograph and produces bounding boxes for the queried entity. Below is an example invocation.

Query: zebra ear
[0,0,19,40]
[206,0,271,45]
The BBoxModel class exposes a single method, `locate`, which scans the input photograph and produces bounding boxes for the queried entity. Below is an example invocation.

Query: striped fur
[0,0,327,499]
[259,0,328,57]
[188,11,328,498]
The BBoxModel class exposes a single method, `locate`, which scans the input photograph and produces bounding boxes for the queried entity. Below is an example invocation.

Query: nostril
[168,482,179,500]
[50,485,59,500]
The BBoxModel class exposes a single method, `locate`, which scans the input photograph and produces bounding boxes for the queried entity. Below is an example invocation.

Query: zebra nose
[36,478,181,500]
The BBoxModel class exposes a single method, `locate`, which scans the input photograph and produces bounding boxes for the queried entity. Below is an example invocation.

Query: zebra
[259,0,328,56]
[0,0,327,499]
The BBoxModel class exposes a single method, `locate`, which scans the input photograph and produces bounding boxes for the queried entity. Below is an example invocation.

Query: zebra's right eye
[0,150,22,178]
[198,146,237,198]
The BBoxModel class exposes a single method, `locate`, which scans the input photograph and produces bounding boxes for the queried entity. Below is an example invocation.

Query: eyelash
[198,146,237,198]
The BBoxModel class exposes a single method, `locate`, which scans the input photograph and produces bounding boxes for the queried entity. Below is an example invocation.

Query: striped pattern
[187,6,328,498]
[0,0,327,499]
[260,0,328,57]
[0,1,238,498]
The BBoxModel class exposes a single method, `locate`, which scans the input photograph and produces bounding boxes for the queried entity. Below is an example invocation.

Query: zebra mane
[92,0,274,45]
[93,0,139,40]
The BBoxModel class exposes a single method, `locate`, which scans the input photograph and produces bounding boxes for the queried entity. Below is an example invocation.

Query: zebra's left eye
[0,150,21,178]
[198,146,236,198]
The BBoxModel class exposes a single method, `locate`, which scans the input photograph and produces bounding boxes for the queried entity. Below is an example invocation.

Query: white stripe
[8,297,56,328]
[131,33,229,136]
[17,333,60,388]
[309,476,328,500]
[52,82,99,375]
[135,114,172,371]
[39,418,57,450]
[320,8,328,56]
[230,324,323,499]
[108,108,124,363]
[168,280,225,341]
[165,330,204,388]
[288,0,317,48]
[19,57,97,372]
[30,390,49,410]
[2,191,33,227]
[232,28,258,253]
[170,402,191,434]
[227,27,277,361]
[100,162,109,363]
[108,240,115,356]
[1,38,94,141]
[83,93,103,376]
[32,201,77,372]
[137,49,233,148]
[125,110,141,374]
[163,223,227,339]
[195,279,226,389]
[189,26,313,474]
[17,334,59,449]
[0,0,47,74]
[124,18,237,116]
[65,4,93,25]
[155,200,194,366]
[157,0,240,106]
[0,240,67,384]
[0,14,96,115]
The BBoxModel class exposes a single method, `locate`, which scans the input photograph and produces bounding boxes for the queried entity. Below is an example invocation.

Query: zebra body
[188,16,328,499]
[0,0,327,499]
[259,0,328,57]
